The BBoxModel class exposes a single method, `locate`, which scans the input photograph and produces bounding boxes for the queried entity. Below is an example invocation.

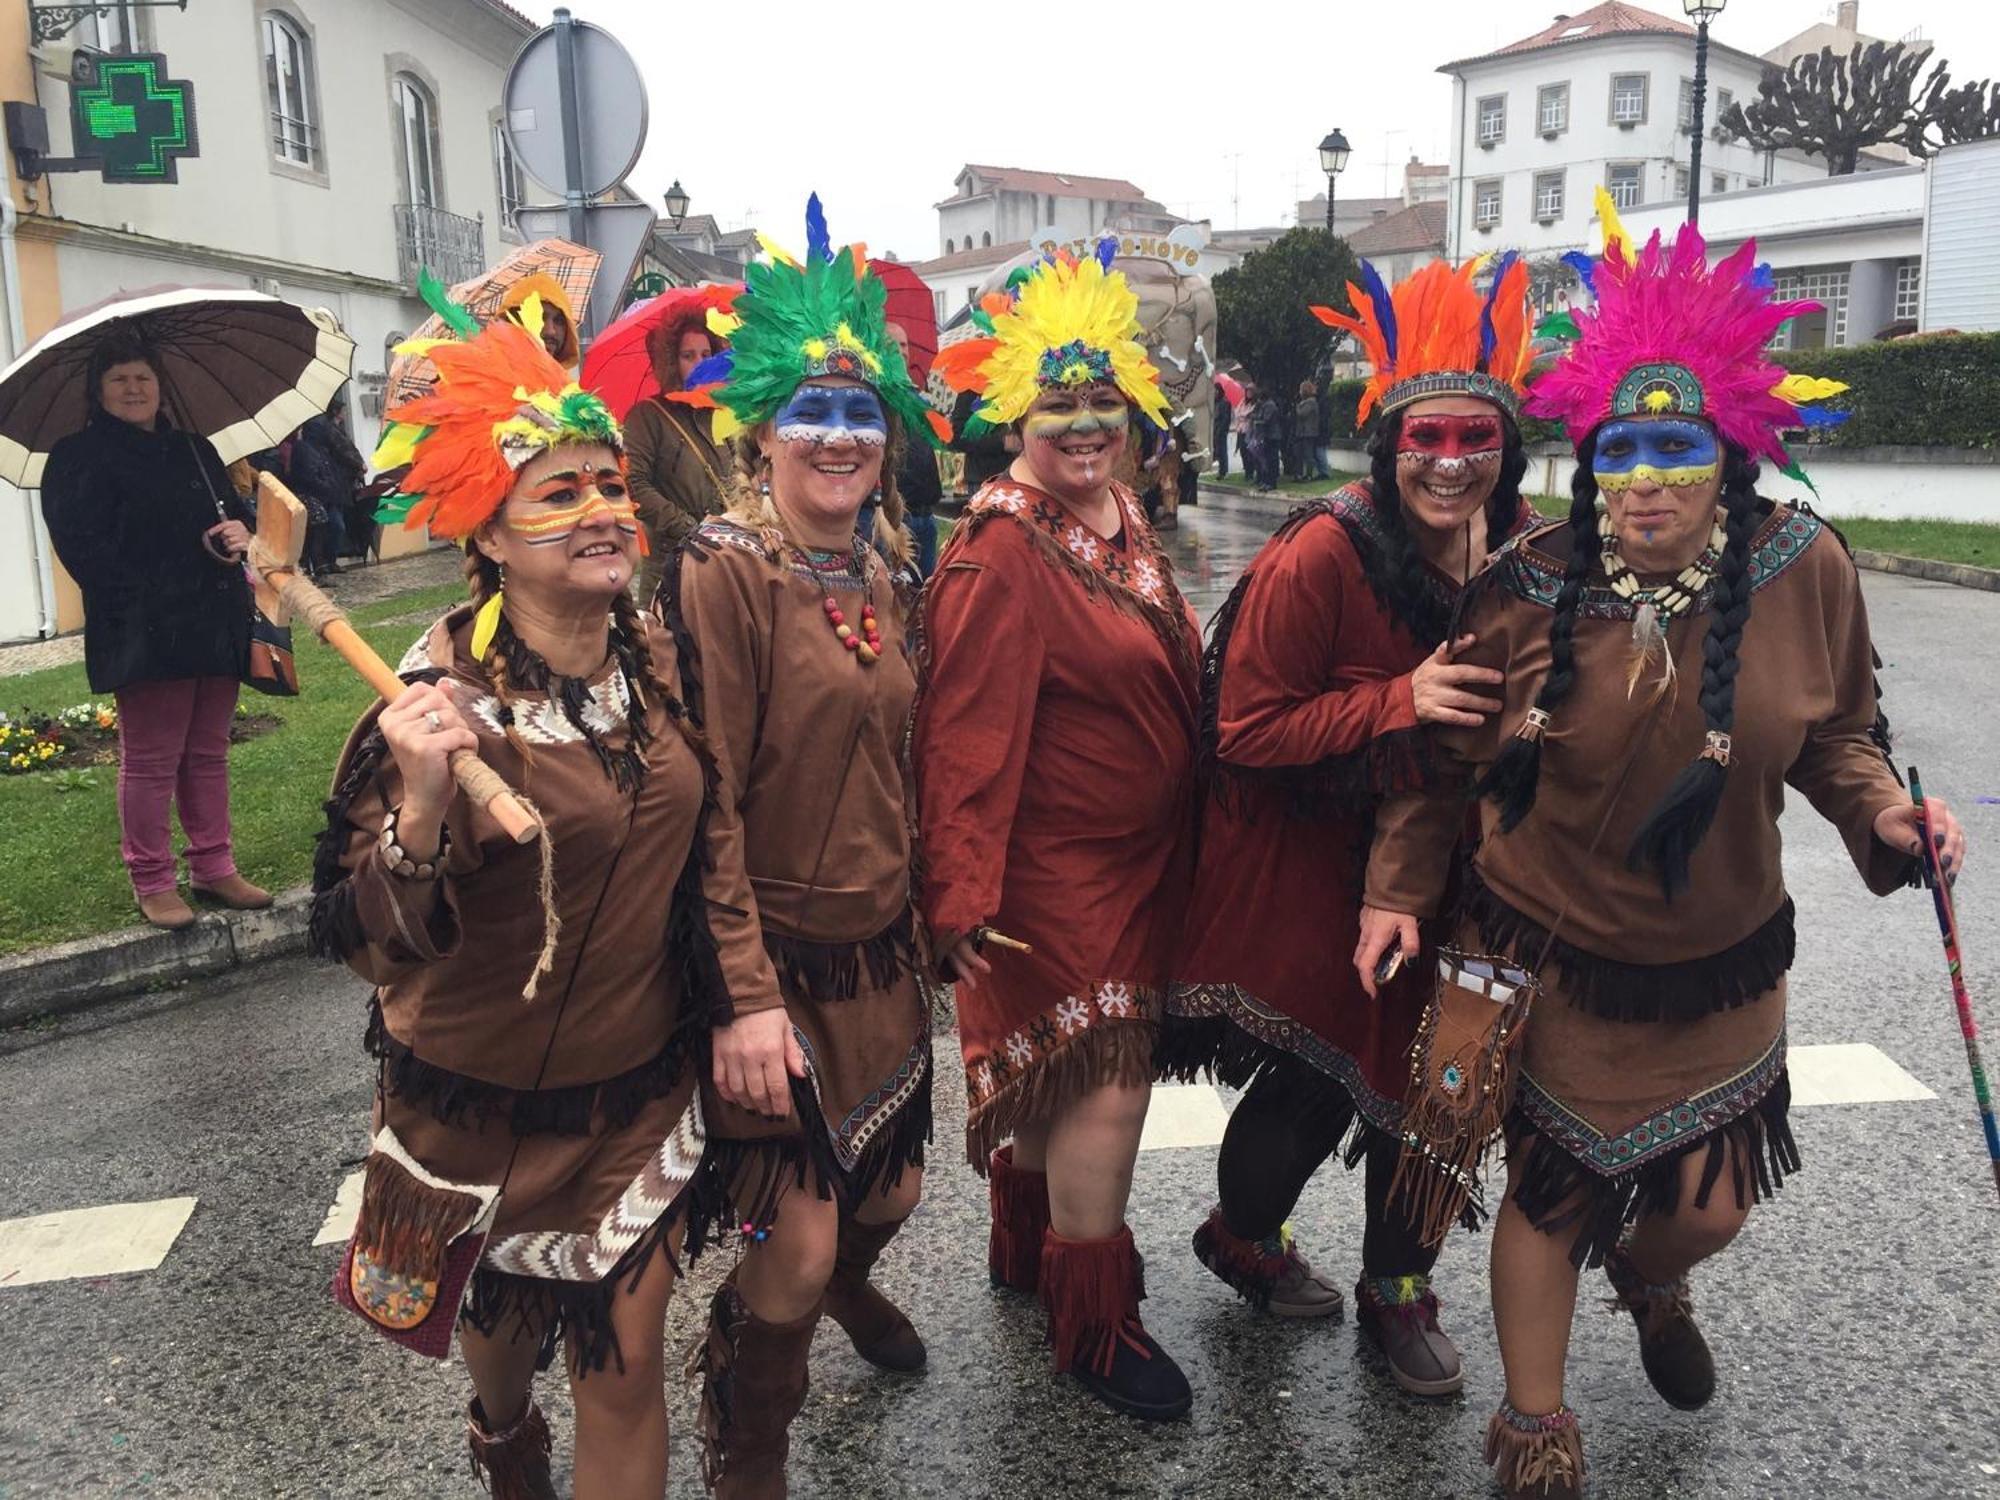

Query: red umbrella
[869,259,938,384]
[1214,371,1244,408]
[580,282,741,420]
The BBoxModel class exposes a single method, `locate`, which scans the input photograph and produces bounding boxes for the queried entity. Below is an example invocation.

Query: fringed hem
[1466,875,1796,1022]
[365,995,696,1138]
[1191,1210,1298,1312]
[1483,1403,1584,1497]
[352,1150,482,1281]
[460,1210,676,1378]
[987,1144,1050,1291]
[964,1018,1158,1169]
[1208,729,1441,823]
[1040,1226,1144,1376]
[1508,1073,1799,1270]
[763,907,921,1005]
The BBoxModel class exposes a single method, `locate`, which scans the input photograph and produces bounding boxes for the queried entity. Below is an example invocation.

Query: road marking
[1140,1083,1230,1151]
[1787,1042,1936,1107]
[313,1170,364,1247]
[0,1197,197,1289]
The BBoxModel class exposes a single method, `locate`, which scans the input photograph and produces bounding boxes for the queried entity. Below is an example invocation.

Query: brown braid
[463,545,533,766]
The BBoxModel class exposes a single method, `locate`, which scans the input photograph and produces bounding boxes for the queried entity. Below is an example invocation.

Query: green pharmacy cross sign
[65,51,198,183]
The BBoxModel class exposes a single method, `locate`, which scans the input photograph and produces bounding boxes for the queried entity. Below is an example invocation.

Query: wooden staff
[247,473,541,845]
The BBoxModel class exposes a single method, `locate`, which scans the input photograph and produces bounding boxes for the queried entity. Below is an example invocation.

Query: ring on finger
[423,710,443,733]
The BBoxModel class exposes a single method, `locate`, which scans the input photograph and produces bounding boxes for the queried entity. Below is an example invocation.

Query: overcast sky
[511,0,2000,261]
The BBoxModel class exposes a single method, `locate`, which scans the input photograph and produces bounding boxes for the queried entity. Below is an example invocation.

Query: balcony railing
[393,203,485,291]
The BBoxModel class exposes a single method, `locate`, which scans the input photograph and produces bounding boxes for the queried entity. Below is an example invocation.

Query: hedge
[1321,332,2000,452]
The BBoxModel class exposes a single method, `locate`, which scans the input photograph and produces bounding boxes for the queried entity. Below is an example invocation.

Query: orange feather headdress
[1311,255,1533,426]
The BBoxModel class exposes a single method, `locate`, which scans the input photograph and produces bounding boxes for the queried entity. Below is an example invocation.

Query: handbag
[243,602,299,696]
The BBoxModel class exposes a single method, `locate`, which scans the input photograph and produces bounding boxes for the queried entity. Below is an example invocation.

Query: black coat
[41,412,252,694]
[289,414,365,509]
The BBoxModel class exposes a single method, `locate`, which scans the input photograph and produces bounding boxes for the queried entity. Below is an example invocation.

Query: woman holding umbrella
[625,293,733,595]
[40,332,270,929]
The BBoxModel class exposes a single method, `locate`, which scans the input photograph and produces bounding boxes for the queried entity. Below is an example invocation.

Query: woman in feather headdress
[1161,254,1537,1398]
[667,197,950,1498]
[313,291,766,1499]
[913,241,1203,1422]
[1355,194,1968,1499]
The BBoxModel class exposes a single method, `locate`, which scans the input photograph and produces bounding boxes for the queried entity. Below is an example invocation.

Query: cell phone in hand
[1374,947,1407,986]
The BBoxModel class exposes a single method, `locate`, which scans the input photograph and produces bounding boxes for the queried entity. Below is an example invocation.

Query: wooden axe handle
[273,572,543,846]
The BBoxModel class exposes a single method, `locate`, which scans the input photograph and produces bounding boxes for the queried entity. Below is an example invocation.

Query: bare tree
[1720,41,1933,175]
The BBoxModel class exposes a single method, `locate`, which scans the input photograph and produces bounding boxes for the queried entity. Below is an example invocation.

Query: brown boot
[691,1279,821,1499]
[1355,1274,1464,1396]
[987,1144,1049,1292]
[1484,1401,1584,1500]
[823,1214,926,1373]
[1604,1242,1716,1410]
[190,873,273,910]
[136,888,197,930]
[464,1397,558,1500]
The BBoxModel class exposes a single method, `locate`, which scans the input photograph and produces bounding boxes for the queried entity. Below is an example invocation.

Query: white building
[1439,0,1824,262]
[0,0,548,640]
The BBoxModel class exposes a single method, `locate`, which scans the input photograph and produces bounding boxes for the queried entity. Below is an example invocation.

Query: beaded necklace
[797,543,882,666]
[1596,504,1725,698]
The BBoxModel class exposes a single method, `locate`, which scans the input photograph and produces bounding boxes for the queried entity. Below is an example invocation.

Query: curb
[0,887,312,1028]
[1848,548,2000,593]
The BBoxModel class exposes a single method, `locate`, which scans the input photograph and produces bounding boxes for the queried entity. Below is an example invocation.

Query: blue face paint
[775,382,889,448]
[1592,417,1719,496]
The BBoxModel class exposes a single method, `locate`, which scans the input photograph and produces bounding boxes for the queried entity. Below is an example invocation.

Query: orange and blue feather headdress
[1311,254,1534,425]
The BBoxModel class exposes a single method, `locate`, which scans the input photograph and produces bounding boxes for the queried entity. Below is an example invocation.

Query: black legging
[1216,1060,1439,1279]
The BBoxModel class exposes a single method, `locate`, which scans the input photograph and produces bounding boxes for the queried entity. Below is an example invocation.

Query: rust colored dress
[314,606,753,1370]
[673,519,931,1218]
[913,478,1201,1166]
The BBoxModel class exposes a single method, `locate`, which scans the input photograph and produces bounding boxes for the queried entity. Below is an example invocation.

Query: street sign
[61,50,198,184]
[516,201,658,346]
[502,17,647,199]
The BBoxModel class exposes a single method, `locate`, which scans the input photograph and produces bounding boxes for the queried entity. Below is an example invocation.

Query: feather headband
[371,271,623,541]
[1310,255,1534,425]
[1526,188,1849,478]
[932,239,1171,434]
[671,194,951,448]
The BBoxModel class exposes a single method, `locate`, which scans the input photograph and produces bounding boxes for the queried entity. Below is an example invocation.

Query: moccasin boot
[1484,1401,1584,1500]
[823,1213,926,1373]
[190,873,273,909]
[690,1279,822,1499]
[465,1397,558,1500]
[1604,1243,1716,1410]
[136,888,197,930]
[1041,1224,1192,1422]
[1191,1208,1343,1319]
[987,1144,1050,1292]
[1355,1274,1465,1396]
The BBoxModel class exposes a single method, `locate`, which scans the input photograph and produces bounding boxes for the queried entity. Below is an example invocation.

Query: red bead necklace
[799,546,881,665]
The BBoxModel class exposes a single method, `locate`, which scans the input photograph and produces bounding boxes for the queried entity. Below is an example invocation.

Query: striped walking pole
[1908,767,2000,1201]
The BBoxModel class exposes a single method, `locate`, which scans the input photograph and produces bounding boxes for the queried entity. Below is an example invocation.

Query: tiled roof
[476,0,537,31]
[913,239,1030,277]
[1442,1,1694,69]
[951,165,1149,202]
[1345,200,1448,255]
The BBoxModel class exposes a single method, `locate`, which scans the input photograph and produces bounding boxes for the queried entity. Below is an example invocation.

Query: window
[1538,83,1569,135]
[1534,171,1565,221]
[1608,163,1643,210]
[1611,73,1648,125]
[1675,165,1690,199]
[1711,171,1728,194]
[1473,179,1501,228]
[492,116,523,231]
[1044,193,1056,224]
[1477,94,1507,144]
[1770,266,1850,348]
[82,1,133,50]
[944,237,955,254]
[1679,78,1697,130]
[981,230,992,248]
[1894,259,1921,322]
[262,12,319,168]
[391,73,441,208]
[1717,88,1734,119]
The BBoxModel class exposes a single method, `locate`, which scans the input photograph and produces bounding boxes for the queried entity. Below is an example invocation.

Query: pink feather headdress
[1527,189,1848,478]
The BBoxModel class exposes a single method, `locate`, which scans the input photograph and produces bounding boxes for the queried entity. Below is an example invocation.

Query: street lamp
[1318,129,1352,233]
[1684,0,1727,225]
[663,178,690,230]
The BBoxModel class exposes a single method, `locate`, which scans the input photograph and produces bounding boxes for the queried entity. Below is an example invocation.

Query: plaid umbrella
[0,285,354,487]
[383,239,600,412]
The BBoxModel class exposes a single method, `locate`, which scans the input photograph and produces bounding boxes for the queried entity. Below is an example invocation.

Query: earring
[758,476,771,497]
[868,486,882,504]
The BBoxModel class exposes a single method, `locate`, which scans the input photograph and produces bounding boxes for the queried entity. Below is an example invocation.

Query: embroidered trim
[1497,508,1822,618]
[966,980,1156,1115]
[792,1022,933,1175]
[966,480,1180,613]
[1514,1030,1788,1178]
[397,625,634,744]
[1165,981,1404,1132]
[696,516,888,594]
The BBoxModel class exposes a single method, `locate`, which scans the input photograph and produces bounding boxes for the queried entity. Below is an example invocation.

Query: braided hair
[1361,408,1530,648]
[1476,429,1765,895]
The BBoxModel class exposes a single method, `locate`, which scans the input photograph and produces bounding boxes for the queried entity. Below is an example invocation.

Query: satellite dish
[502,17,648,198]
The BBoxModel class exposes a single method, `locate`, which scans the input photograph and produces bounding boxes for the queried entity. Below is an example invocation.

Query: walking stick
[1908,766,2000,1200]
[247,473,542,846]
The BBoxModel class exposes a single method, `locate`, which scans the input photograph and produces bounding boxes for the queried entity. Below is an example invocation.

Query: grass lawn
[0,581,464,956]
[1527,495,1998,568]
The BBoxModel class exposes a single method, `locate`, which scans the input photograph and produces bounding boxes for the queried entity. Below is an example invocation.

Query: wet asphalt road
[1,488,1996,1500]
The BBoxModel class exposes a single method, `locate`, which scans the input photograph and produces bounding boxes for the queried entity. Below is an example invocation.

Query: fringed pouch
[331,1125,500,1360]
[1390,947,1540,1247]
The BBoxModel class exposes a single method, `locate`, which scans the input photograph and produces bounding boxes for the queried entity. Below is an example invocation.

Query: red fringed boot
[1484,1401,1584,1500]
[1191,1207,1344,1318]
[464,1397,558,1500]
[690,1279,822,1499]
[988,1144,1050,1292]
[1040,1224,1192,1422]
[823,1213,926,1373]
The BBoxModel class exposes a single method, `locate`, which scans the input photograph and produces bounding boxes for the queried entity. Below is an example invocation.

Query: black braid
[1625,446,1763,896]
[1476,430,1601,830]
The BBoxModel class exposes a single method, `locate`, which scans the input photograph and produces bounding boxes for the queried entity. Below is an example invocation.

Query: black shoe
[1069,1319,1193,1422]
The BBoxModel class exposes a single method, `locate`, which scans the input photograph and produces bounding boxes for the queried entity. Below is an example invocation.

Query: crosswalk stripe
[1786,1042,1936,1107]
[314,1169,364,1248]
[1139,1083,1232,1151]
[0,1197,198,1289]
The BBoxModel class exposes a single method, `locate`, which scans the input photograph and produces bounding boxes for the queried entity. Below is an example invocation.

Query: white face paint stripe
[775,421,889,447]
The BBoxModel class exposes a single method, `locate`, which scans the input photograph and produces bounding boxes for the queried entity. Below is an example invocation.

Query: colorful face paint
[1395,411,1505,494]
[774,382,888,448]
[1023,389,1131,444]
[505,465,644,552]
[1592,417,1719,495]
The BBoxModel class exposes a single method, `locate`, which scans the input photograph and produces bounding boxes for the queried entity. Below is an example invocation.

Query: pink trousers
[115,676,241,896]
